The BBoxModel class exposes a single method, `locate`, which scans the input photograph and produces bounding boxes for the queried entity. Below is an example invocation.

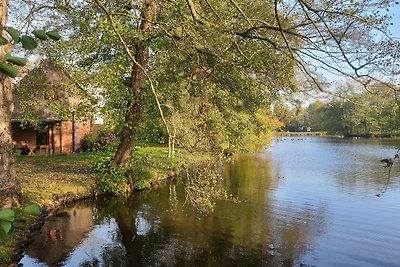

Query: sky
[314,3,400,85]
[388,3,400,37]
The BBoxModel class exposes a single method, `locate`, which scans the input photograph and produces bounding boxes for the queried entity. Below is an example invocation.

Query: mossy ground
[0,146,183,265]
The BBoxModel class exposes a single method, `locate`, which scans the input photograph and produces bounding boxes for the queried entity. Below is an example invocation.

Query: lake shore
[0,147,182,266]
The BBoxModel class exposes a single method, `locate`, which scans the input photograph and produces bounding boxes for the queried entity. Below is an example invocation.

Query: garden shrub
[80,134,96,152]
[81,132,118,152]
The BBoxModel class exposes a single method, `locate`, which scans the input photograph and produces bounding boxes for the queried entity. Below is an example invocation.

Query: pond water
[20,137,400,266]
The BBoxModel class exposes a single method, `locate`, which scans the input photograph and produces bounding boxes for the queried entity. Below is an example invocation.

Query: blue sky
[388,4,400,37]
[315,3,400,83]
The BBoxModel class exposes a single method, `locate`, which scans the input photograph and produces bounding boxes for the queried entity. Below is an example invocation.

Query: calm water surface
[20,137,400,266]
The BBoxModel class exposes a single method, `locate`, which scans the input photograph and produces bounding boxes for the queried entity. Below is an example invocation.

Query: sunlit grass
[15,152,99,207]
[15,147,183,206]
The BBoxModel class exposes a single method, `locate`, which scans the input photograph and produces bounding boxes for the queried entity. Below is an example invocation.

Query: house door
[36,130,48,145]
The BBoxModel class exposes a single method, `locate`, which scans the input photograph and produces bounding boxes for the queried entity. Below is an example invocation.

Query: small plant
[0,204,40,241]
[80,134,97,152]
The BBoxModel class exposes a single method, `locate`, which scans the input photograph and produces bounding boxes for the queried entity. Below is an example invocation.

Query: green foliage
[81,132,118,152]
[6,27,20,42]
[46,30,61,41]
[92,148,158,193]
[0,35,7,46]
[133,179,152,190]
[306,101,343,133]
[93,156,128,195]
[32,29,48,40]
[306,82,400,136]
[52,0,296,155]
[4,53,28,67]
[20,35,38,50]
[0,210,14,236]
[22,204,41,216]
[80,135,97,152]
[13,60,95,128]
[0,27,60,78]
[54,0,398,159]
[0,62,18,78]
[0,204,40,241]
[126,151,154,189]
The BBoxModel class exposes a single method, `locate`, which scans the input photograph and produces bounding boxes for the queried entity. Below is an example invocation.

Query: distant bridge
[275,131,328,137]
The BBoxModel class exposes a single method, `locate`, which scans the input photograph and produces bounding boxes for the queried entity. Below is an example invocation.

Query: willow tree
[53,0,398,166]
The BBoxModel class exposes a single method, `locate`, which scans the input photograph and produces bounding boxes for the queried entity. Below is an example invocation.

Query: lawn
[16,153,98,208]
[15,146,181,207]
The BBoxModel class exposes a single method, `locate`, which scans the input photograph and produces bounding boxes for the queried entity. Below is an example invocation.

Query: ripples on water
[20,137,400,266]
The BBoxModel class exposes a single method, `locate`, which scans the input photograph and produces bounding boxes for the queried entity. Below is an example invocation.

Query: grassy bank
[16,153,98,208]
[0,146,182,265]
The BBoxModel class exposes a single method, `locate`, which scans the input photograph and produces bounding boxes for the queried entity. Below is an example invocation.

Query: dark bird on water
[380,154,399,168]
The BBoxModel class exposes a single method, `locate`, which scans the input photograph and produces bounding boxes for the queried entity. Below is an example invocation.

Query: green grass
[0,243,13,263]
[15,148,184,205]
[0,153,100,265]
[16,152,99,207]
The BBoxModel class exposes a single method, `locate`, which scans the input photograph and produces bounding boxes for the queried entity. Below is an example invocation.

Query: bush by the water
[93,150,154,194]
[92,156,128,195]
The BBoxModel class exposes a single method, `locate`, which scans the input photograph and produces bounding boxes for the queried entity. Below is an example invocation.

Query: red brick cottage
[11,61,92,155]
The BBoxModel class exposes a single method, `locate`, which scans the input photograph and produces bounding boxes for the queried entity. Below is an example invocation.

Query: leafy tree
[50,0,297,164]
[50,0,399,167]
[306,82,400,135]
[307,100,344,133]
[0,0,60,207]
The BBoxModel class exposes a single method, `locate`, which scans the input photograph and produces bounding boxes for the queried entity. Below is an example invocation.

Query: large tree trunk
[0,77,21,207]
[114,1,156,166]
[0,0,21,207]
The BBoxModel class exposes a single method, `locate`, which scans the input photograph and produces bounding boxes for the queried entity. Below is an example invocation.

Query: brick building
[11,60,92,155]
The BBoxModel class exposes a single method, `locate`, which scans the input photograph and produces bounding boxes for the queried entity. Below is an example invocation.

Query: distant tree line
[278,82,400,136]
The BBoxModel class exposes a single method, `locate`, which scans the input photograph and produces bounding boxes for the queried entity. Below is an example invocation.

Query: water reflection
[21,137,400,266]
[22,207,94,266]
[62,218,125,266]
[22,157,325,266]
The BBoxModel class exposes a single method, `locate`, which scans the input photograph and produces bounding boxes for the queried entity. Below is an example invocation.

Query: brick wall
[12,121,91,155]
[52,122,90,154]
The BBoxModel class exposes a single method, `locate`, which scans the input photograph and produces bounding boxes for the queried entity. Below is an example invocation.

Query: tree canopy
[46,0,399,162]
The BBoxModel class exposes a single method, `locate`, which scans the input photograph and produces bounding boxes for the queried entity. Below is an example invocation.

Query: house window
[36,130,48,145]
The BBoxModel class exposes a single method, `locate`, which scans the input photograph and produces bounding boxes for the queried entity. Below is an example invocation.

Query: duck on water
[380,154,400,168]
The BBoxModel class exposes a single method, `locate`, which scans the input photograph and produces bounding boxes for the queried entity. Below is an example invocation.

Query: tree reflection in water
[21,153,326,266]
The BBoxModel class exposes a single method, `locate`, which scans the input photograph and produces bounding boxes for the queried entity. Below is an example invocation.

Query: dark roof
[12,60,85,122]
